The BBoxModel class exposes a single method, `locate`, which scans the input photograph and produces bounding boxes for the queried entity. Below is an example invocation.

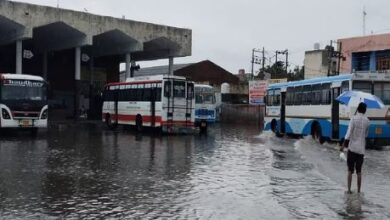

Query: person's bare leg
[348,171,352,193]
[357,173,362,193]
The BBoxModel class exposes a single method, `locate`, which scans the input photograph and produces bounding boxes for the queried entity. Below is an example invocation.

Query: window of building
[353,81,372,94]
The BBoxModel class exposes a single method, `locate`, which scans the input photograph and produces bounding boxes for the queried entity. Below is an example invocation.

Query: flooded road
[0,123,390,219]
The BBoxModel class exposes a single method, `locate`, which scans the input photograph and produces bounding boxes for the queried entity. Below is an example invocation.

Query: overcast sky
[14,0,390,74]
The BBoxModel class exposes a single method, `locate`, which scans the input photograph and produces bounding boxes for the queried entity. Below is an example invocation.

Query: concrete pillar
[16,40,23,74]
[168,56,174,75]
[75,47,81,80]
[74,47,81,119]
[125,53,131,79]
[43,51,48,80]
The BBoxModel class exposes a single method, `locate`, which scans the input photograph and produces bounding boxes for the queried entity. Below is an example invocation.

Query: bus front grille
[13,112,40,118]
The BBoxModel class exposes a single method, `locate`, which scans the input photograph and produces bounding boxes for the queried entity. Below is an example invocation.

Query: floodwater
[0,123,390,219]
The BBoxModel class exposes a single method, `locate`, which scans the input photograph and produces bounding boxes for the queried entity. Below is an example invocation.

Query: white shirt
[345,113,370,155]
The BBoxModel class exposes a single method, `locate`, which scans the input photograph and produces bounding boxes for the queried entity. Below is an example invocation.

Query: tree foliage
[255,62,304,82]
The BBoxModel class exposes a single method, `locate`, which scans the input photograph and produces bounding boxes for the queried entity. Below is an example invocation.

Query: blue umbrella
[336,90,385,109]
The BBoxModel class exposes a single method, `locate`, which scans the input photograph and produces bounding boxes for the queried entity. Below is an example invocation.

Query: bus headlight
[41,109,48,119]
[1,109,11,120]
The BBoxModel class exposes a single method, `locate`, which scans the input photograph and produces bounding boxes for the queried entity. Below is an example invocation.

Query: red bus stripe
[107,80,162,87]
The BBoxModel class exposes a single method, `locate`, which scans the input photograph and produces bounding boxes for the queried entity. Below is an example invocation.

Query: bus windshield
[195,93,215,104]
[1,82,47,101]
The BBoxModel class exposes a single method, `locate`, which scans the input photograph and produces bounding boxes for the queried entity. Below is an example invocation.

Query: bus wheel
[136,115,143,132]
[312,123,325,144]
[106,114,117,129]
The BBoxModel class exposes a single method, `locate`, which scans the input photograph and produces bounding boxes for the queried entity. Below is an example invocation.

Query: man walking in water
[340,102,369,193]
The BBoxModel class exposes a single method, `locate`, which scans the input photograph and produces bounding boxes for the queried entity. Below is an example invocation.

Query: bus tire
[105,114,117,129]
[136,115,143,132]
[312,122,325,144]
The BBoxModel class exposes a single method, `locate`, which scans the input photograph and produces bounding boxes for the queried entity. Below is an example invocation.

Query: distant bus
[264,73,390,146]
[0,74,48,132]
[102,75,195,133]
[194,84,217,129]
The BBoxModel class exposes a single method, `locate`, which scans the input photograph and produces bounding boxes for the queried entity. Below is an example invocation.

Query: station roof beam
[32,22,91,52]
[0,15,26,45]
[131,37,182,61]
[92,29,142,57]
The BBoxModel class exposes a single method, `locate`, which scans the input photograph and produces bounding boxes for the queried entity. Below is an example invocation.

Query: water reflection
[1,124,390,219]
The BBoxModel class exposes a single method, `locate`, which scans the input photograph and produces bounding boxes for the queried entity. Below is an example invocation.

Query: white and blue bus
[264,72,390,146]
[194,84,217,129]
[0,74,48,132]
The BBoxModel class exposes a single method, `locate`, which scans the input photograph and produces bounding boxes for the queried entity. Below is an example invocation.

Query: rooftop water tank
[221,83,230,94]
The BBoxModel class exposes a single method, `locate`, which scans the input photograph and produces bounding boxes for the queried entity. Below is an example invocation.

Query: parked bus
[194,84,217,130]
[264,72,390,146]
[102,75,195,133]
[0,74,48,132]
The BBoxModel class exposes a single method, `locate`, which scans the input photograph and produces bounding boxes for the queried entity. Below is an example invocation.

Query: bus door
[280,88,286,134]
[172,80,187,122]
[331,83,341,140]
[164,80,173,125]
[114,89,119,124]
[150,85,156,127]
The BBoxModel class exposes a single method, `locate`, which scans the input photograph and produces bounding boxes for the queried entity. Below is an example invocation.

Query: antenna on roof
[363,6,367,36]
[57,0,59,8]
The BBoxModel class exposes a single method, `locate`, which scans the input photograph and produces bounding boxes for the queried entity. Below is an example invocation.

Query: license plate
[375,127,383,135]
[20,120,32,127]
[201,122,207,127]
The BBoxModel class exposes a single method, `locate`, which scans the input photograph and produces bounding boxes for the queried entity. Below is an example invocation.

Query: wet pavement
[0,123,390,219]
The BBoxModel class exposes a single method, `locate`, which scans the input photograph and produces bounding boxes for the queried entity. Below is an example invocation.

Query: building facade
[338,33,390,73]
[304,49,337,79]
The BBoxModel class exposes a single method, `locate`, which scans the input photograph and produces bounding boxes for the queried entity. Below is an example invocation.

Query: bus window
[294,86,303,105]
[266,90,274,106]
[321,83,331,105]
[341,81,349,93]
[286,87,294,105]
[144,84,152,101]
[173,81,186,98]
[136,84,144,101]
[353,81,372,94]
[312,84,322,105]
[303,85,312,105]
[274,90,281,106]
[374,82,390,104]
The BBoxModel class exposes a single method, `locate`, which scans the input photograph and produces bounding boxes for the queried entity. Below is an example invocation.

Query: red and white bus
[102,75,195,133]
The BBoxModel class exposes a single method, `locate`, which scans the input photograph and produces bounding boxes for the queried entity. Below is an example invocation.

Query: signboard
[82,53,90,62]
[249,80,268,105]
[267,78,287,85]
[3,79,44,87]
[23,50,34,59]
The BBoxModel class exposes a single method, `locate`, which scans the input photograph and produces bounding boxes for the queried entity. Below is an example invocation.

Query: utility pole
[327,40,333,77]
[337,42,343,75]
[251,49,255,78]
[327,40,344,76]
[262,47,265,73]
[275,49,288,74]
[251,48,262,79]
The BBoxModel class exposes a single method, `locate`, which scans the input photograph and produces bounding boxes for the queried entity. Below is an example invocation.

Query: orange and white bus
[102,75,195,133]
